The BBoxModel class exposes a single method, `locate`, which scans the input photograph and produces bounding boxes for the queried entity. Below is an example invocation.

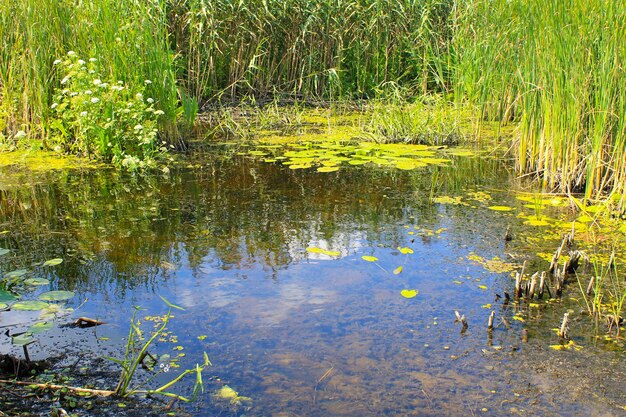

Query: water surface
[0,149,624,416]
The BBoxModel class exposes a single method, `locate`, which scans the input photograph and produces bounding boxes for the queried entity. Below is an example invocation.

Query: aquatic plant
[48,53,168,170]
[453,0,626,203]
[362,95,463,145]
[106,297,210,401]
[0,256,75,361]
[0,0,181,147]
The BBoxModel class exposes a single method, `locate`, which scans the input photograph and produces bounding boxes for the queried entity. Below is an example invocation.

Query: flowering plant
[49,51,168,170]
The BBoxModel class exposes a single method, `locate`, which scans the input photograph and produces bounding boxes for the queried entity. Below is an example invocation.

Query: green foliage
[107,299,210,402]
[363,95,463,145]
[0,257,75,353]
[452,0,626,203]
[49,53,168,170]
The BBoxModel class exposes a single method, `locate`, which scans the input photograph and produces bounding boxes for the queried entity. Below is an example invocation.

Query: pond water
[0,142,625,416]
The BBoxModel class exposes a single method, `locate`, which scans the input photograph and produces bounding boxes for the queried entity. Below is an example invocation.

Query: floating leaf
[393,266,403,275]
[397,247,414,255]
[316,166,339,173]
[12,333,34,346]
[0,248,10,256]
[24,278,50,286]
[488,205,513,212]
[0,289,17,303]
[478,285,487,290]
[43,258,63,267]
[361,255,379,262]
[28,321,53,334]
[481,303,492,309]
[12,300,49,311]
[400,289,418,299]
[5,269,28,279]
[0,303,8,310]
[38,290,75,301]
[306,247,341,257]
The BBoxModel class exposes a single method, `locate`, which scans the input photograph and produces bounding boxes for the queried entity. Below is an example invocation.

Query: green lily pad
[488,205,513,212]
[401,289,419,299]
[0,248,10,256]
[0,289,18,303]
[317,166,339,173]
[361,255,379,262]
[12,300,49,311]
[0,303,8,310]
[12,333,34,346]
[393,266,403,275]
[397,246,414,255]
[24,278,50,286]
[5,269,28,279]
[28,321,54,334]
[38,290,75,301]
[43,258,63,267]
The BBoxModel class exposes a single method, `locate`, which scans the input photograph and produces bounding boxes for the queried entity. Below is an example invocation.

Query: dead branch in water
[0,379,115,396]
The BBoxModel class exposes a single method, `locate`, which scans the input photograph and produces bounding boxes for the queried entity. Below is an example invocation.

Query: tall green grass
[1,0,625,202]
[453,0,626,203]
[0,0,179,146]
[1,0,454,146]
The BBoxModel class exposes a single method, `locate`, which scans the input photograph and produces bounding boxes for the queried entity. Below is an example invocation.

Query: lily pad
[12,300,49,311]
[28,321,54,334]
[0,248,10,256]
[0,303,8,310]
[5,269,28,279]
[361,255,379,262]
[397,246,414,255]
[0,289,17,303]
[12,333,34,346]
[488,205,513,212]
[401,289,419,299]
[24,278,50,286]
[393,266,403,275]
[43,258,63,267]
[38,290,74,301]
[317,166,339,173]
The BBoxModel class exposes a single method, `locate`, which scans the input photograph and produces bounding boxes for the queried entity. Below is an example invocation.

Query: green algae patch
[0,150,102,171]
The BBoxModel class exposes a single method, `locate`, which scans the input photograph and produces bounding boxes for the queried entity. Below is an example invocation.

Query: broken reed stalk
[455,310,468,329]
[528,272,538,299]
[538,271,546,299]
[558,312,569,339]
[565,250,582,274]
[487,311,495,330]
[586,276,595,295]
[549,240,565,274]
[514,272,522,298]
